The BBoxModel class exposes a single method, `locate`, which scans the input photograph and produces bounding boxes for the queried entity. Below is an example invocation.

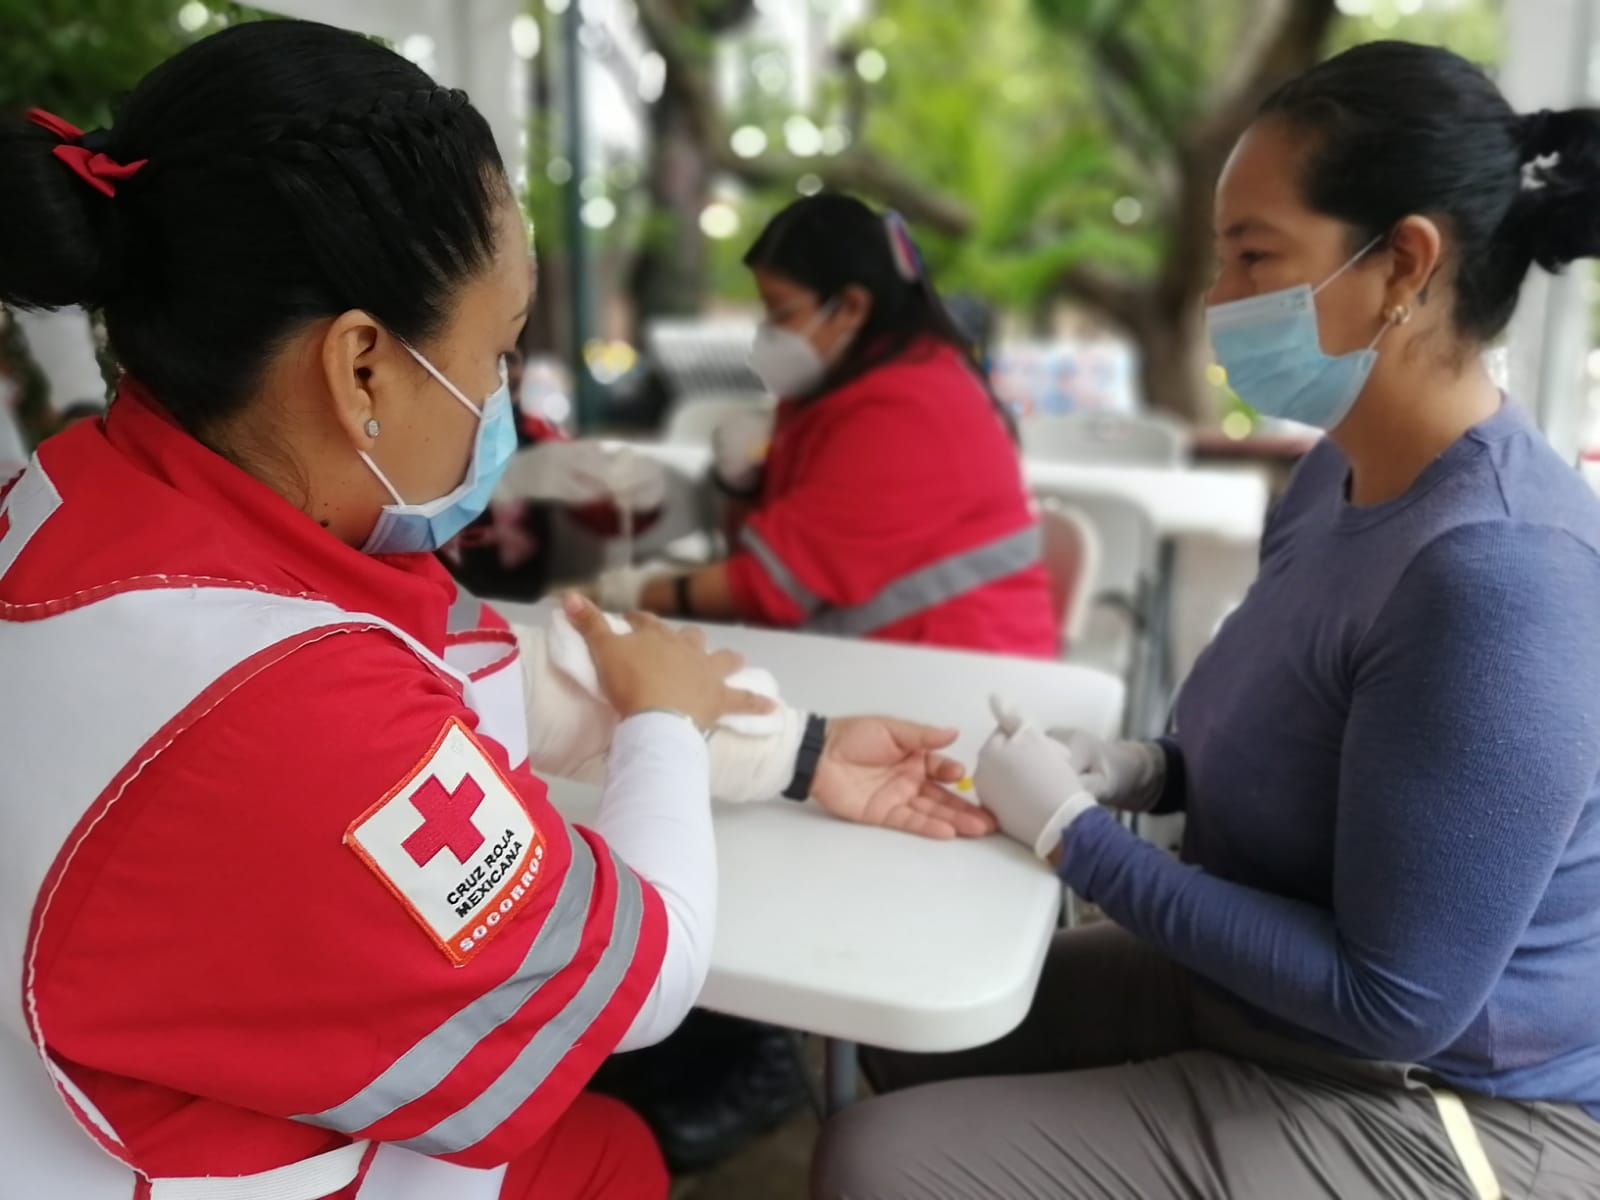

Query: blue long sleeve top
[1060,402,1600,1116]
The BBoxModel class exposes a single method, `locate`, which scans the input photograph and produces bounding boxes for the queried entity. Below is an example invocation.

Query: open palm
[811,717,996,840]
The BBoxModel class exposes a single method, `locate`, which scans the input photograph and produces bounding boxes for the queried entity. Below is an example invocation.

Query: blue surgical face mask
[358,344,517,555]
[1206,236,1388,431]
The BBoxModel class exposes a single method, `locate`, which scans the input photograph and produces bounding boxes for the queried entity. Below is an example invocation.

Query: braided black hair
[0,20,507,434]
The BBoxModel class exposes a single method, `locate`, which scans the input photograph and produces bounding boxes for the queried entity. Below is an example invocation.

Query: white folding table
[494,602,1125,1109]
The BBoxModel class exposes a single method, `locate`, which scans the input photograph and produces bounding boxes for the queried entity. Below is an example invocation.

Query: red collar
[103,380,452,652]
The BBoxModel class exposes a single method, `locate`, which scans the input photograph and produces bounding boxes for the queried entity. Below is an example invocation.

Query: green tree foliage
[0,0,267,125]
[702,0,1500,419]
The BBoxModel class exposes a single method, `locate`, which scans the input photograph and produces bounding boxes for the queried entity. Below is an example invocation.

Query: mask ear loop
[358,450,408,505]
[801,297,839,335]
[401,340,490,419]
[1312,233,1388,297]
[358,346,507,509]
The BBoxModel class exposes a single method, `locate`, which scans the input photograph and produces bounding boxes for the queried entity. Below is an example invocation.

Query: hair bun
[0,117,124,310]
[1507,106,1600,272]
[1520,108,1556,157]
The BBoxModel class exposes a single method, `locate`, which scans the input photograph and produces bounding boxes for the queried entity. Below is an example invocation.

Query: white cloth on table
[514,619,806,806]
[547,609,783,737]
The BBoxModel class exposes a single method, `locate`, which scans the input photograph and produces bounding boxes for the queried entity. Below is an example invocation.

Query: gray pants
[813,923,1600,1199]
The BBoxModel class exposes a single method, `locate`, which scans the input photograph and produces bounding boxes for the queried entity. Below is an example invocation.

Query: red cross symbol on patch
[402,775,487,866]
[344,717,550,966]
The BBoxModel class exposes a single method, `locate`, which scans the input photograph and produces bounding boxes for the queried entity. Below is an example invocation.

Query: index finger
[915,783,997,837]
[989,694,1028,736]
[562,593,617,644]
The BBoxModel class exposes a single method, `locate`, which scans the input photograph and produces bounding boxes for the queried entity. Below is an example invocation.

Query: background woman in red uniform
[615,194,1057,659]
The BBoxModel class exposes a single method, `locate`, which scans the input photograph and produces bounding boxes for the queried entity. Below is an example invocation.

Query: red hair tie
[25,108,147,198]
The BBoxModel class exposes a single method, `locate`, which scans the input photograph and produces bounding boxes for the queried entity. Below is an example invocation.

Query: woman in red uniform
[615,195,1057,658]
[0,21,989,1200]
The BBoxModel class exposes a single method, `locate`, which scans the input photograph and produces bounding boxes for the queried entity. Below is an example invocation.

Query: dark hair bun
[0,118,124,309]
[1510,107,1600,273]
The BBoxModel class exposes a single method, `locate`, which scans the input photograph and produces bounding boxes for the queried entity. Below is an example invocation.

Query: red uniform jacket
[727,341,1056,657]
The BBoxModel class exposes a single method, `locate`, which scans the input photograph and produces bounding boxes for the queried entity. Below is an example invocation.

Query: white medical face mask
[357,345,516,555]
[749,300,848,398]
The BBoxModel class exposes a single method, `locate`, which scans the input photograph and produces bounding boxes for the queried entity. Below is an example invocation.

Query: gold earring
[1384,304,1413,327]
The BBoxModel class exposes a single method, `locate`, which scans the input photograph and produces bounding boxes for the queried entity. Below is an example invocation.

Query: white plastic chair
[1037,501,1100,655]
[1040,488,1161,736]
[1022,412,1189,468]
[645,319,763,398]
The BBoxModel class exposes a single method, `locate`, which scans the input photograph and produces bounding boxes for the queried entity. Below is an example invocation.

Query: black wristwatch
[783,714,828,801]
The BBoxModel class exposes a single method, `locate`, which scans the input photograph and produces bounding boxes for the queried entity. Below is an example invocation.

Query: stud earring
[1384,304,1413,327]
[364,418,381,438]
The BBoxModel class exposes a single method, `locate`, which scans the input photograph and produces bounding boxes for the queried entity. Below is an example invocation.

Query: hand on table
[811,717,995,841]
[975,696,1097,860]
[563,594,773,732]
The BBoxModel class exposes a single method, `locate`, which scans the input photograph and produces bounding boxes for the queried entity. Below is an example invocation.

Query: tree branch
[635,0,724,145]
[716,147,972,235]
[1088,62,1170,176]
[1200,0,1339,147]
[1080,0,1182,147]
[1156,0,1339,311]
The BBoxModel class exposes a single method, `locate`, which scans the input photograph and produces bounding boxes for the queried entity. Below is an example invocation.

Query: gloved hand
[595,564,674,613]
[975,695,1097,860]
[496,440,667,510]
[1047,730,1166,814]
[711,409,774,494]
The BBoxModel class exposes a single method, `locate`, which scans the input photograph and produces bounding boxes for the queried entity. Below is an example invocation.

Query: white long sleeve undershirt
[512,623,807,1049]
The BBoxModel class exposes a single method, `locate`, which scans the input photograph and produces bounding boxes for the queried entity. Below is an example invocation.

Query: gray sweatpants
[812,923,1600,1199]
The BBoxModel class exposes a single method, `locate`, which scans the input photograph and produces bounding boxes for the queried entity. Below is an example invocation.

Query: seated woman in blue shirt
[816,41,1600,1200]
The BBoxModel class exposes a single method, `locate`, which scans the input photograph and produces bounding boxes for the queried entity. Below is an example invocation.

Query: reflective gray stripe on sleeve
[806,525,1042,639]
[446,584,483,634]
[300,831,598,1133]
[739,526,822,616]
[395,843,649,1155]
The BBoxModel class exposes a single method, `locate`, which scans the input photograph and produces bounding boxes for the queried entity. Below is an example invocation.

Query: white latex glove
[594,563,674,613]
[975,695,1097,860]
[1048,730,1166,814]
[496,440,668,511]
[711,409,774,493]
